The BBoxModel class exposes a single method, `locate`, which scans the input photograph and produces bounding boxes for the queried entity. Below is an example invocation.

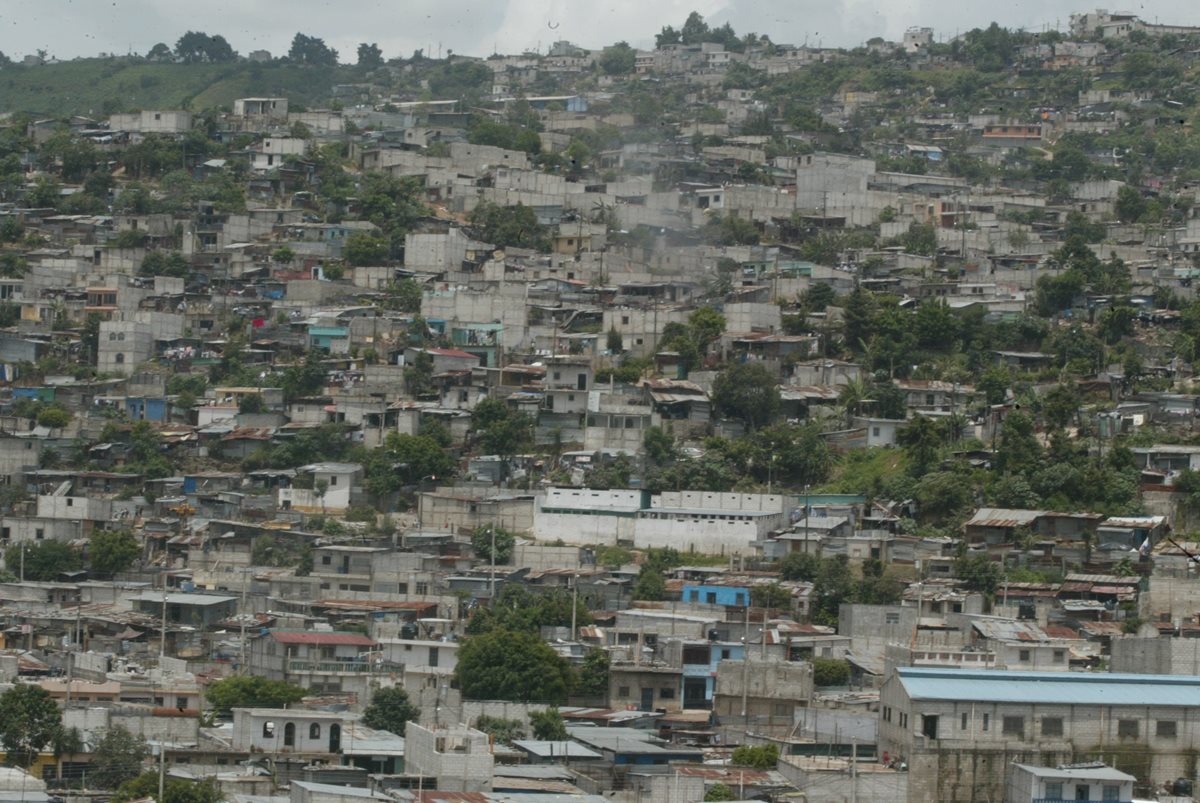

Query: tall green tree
[89,530,140,577]
[115,772,222,803]
[712,362,780,430]
[0,685,64,766]
[529,708,569,740]
[87,726,148,789]
[454,629,573,703]
[205,676,306,714]
[362,686,419,736]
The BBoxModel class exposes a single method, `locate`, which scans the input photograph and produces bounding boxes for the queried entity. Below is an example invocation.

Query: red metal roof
[269,630,376,646]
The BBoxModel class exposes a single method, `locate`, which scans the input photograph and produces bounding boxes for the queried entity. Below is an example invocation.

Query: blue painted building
[679,640,745,709]
[681,584,749,607]
[125,396,169,422]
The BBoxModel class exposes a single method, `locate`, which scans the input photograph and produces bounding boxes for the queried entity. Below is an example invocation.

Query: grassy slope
[0,59,355,116]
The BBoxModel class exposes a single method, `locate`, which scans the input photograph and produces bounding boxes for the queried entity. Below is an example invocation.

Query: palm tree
[838,377,870,427]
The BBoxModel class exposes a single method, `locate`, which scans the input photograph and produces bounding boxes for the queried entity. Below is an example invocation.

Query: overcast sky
[2,0,1200,62]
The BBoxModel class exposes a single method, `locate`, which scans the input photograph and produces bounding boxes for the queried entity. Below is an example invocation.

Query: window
[1117,719,1139,738]
[1102,785,1120,801]
[263,721,275,738]
[961,713,968,730]
[1158,720,1178,738]
[1018,649,1031,662]
[1042,717,1063,737]
[721,649,731,660]
[885,612,900,625]
[310,723,321,739]
[1053,650,1065,661]
[982,713,989,731]
[284,722,295,747]
[618,686,629,697]
[872,427,880,437]
[660,688,675,699]
[429,647,439,667]
[1002,716,1024,737]
[1044,782,1063,800]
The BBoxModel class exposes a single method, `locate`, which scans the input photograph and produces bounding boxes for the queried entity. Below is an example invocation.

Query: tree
[205,676,306,714]
[455,628,573,703]
[115,772,222,803]
[467,585,592,636]
[471,399,533,474]
[731,744,779,769]
[362,686,419,736]
[900,222,937,256]
[599,42,636,75]
[705,783,736,801]
[468,202,549,250]
[575,648,610,697]
[0,685,63,767]
[995,411,1042,476]
[529,708,569,740]
[356,42,384,68]
[174,31,235,63]
[779,551,821,581]
[687,306,726,352]
[89,530,140,577]
[344,232,390,266]
[811,657,851,687]
[281,349,328,398]
[1041,383,1081,430]
[899,415,943,476]
[655,25,682,48]
[289,33,339,65]
[750,582,791,609]
[146,42,173,61]
[6,541,81,581]
[712,362,780,429]
[382,278,422,312]
[87,726,148,790]
[1115,185,1147,223]
[35,407,71,429]
[955,553,1001,595]
[632,565,666,601]
[471,525,515,565]
[680,11,711,44]
[473,715,525,745]
[402,349,434,397]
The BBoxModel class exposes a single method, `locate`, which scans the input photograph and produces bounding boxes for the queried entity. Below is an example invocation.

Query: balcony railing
[287,660,372,674]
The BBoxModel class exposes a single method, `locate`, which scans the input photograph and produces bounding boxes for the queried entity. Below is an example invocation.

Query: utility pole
[850,739,858,803]
[570,574,579,640]
[740,602,750,720]
[489,523,496,600]
[160,579,168,660]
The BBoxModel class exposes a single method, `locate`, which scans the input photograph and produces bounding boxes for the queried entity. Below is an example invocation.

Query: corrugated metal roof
[897,668,1200,706]
[269,630,377,646]
[965,508,1045,528]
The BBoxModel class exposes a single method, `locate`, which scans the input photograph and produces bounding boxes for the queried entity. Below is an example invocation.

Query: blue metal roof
[897,667,1200,707]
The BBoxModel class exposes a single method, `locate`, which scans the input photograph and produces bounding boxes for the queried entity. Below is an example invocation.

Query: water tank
[1173,778,1193,796]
